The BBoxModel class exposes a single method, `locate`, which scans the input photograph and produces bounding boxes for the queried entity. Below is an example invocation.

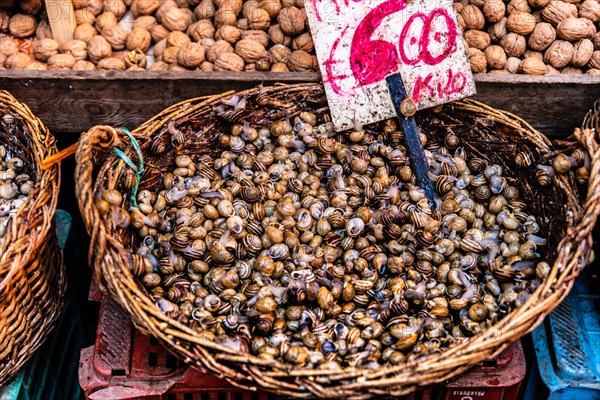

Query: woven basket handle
[74,125,122,276]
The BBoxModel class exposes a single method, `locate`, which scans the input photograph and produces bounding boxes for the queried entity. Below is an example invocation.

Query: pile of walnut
[0,0,598,73]
[0,0,316,71]
[458,0,600,75]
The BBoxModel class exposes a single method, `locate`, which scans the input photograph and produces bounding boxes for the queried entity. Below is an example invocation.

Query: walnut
[244,63,256,71]
[214,52,244,70]
[578,0,600,22]
[48,53,77,69]
[500,32,527,57]
[25,61,48,70]
[235,39,265,63]
[96,57,126,70]
[469,0,485,7]
[260,0,281,18]
[248,8,270,30]
[268,43,291,63]
[206,39,233,62]
[96,12,117,32]
[572,38,594,66]
[461,5,485,30]
[188,19,216,41]
[199,60,214,71]
[467,47,487,72]
[544,40,574,68]
[177,42,205,68]
[557,18,595,41]
[528,22,556,51]
[127,65,146,71]
[149,60,170,70]
[488,17,508,42]
[0,37,19,56]
[162,46,180,63]
[484,45,507,69]
[507,0,530,14]
[518,57,547,74]
[104,0,127,19]
[133,16,158,30]
[88,35,112,62]
[162,8,194,31]
[215,9,238,27]
[506,12,536,35]
[102,24,128,50]
[293,32,313,53]
[126,27,151,52]
[149,24,170,42]
[74,23,97,43]
[0,11,10,33]
[268,24,292,46]
[271,61,288,72]
[489,69,510,74]
[524,50,544,60]
[587,68,600,75]
[588,50,600,69]
[220,0,242,15]
[483,0,505,23]
[464,30,491,50]
[561,66,582,74]
[33,38,58,62]
[236,18,249,30]
[216,25,241,43]
[255,56,270,70]
[83,0,104,16]
[9,14,37,38]
[527,0,551,8]
[278,6,305,35]
[75,9,97,25]
[155,0,177,20]
[166,31,191,47]
[6,53,32,69]
[287,49,314,71]
[195,0,216,19]
[35,19,53,40]
[131,0,161,16]
[542,0,577,26]
[242,0,259,18]
[20,0,43,15]
[199,37,215,52]
[240,30,269,47]
[453,2,464,14]
[58,39,87,60]
[504,56,521,73]
[124,49,147,67]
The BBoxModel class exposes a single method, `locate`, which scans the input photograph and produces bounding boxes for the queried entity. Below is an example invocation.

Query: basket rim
[74,83,600,398]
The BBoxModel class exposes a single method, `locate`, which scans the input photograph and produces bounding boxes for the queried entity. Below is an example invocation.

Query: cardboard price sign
[305,0,476,131]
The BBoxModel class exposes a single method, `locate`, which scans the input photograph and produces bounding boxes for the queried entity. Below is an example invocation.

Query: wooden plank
[45,0,76,45]
[0,71,597,135]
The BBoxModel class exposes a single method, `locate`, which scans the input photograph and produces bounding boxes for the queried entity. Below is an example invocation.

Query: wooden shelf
[0,71,597,135]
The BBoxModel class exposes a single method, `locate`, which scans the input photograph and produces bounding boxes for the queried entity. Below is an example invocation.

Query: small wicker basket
[0,91,65,385]
[75,84,600,399]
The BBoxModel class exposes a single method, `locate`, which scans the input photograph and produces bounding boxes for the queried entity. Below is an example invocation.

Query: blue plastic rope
[112,128,144,208]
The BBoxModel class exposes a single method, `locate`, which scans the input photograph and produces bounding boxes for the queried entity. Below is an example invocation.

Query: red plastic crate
[423,340,526,400]
[80,288,429,400]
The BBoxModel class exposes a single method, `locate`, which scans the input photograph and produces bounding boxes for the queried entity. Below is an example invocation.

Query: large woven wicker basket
[0,91,64,385]
[75,84,600,399]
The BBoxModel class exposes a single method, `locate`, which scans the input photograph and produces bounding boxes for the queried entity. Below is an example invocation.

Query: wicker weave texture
[0,91,65,385]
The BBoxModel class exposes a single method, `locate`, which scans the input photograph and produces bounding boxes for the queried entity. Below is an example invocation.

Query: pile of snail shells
[97,102,552,369]
[0,143,34,241]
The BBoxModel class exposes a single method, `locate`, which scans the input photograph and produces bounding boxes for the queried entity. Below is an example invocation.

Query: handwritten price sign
[305,0,476,130]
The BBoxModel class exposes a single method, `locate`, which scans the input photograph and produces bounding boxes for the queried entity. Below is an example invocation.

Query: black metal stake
[385,73,437,209]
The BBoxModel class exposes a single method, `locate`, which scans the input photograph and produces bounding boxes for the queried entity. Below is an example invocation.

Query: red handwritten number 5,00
[349,1,459,87]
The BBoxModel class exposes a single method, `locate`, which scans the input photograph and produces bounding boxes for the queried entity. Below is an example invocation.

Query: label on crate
[305,0,475,130]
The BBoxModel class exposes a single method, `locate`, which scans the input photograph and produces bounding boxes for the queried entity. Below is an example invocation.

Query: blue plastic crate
[0,210,85,400]
[531,263,600,400]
